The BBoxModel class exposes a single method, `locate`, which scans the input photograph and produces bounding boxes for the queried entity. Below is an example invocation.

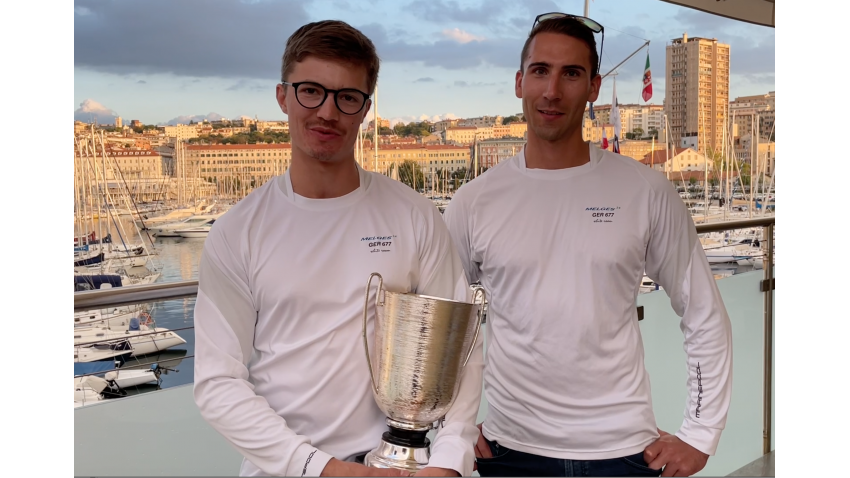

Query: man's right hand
[321,458,411,477]
[473,423,492,471]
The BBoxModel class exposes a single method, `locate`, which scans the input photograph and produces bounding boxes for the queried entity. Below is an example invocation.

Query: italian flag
[642,51,653,102]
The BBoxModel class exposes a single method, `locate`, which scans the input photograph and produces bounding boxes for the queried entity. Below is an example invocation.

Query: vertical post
[762,223,774,455]
[584,0,589,17]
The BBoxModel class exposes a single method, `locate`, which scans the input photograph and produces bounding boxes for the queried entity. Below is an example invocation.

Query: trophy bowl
[361,272,485,472]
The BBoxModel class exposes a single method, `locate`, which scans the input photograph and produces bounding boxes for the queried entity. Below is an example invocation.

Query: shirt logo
[361,235,397,253]
[586,206,621,223]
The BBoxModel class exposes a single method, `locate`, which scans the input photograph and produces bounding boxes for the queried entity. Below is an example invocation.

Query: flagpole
[601,40,650,79]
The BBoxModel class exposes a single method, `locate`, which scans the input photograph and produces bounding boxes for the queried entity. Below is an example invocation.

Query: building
[360,143,470,179]
[618,140,665,162]
[184,143,293,192]
[582,120,614,143]
[459,115,503,128]
[115,117,123,129]
[665,33,730,153]
[254,121,289,133]
[508,122,528,139]
[730,91,775,141]
[73,148,177,202]
[367,117,390,131]
[444,126,478,145]
[585,104,664,139]
[130,120,142,129]
[430,119,459,133]
[475,138,526,168]
[734,135,775,175]
[640,147,708,173]
[162,124,200,141]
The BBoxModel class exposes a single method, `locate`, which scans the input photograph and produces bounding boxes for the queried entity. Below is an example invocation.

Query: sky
[73,0,775,127]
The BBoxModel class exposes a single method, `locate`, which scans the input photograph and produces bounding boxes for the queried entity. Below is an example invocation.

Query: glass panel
[637,270,767,476]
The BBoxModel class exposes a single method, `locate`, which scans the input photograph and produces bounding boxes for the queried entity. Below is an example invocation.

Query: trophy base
[363,425,431,472]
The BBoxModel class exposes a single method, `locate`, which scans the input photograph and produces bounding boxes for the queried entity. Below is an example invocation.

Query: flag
[611,78,621,154]
[601,126,608,150]
[642,52,653,102]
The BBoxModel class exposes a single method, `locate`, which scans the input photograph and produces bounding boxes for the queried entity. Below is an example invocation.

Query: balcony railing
[74,217,775,477]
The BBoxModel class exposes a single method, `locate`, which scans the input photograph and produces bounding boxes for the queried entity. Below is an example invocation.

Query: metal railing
[73,216,776,454]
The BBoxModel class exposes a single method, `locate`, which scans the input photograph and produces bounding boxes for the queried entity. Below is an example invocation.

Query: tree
[689,177,697,185]
[632,128,644,139]
[502,115,520,124]
[379,126,392,136]
[647,128,659,139]
[389,160,425,190]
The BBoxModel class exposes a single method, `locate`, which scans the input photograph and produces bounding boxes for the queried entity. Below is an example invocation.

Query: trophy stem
[363,422,432,471]
[382,426,431,449]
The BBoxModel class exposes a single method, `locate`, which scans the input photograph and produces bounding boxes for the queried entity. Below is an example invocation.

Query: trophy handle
[461,287,486,368]
[363,272,384,396]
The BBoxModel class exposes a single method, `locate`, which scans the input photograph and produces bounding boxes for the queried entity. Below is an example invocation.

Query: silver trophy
[361,272,485,472]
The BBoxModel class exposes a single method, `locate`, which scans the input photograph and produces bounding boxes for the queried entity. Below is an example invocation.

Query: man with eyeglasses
[444,13,733,477]
[193,20,482,478]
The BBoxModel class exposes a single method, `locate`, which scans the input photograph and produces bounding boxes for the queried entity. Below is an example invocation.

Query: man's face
[515,32,601,142]
[276,56,372,163]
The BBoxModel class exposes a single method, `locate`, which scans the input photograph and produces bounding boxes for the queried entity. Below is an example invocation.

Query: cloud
[409,0,506,26]
[74,99,119,124]
[359,23,524,71]
[454,80,497,87]
[137,80,147,84]
[441,28,485,44]
[160,112,227,126]
[389,113,458,126]
[74,0,528,79]
[74,0,311,80]
[414,77,436,83]
[225,79,270,92]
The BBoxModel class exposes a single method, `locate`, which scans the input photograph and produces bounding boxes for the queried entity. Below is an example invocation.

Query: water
[76,216,761,397]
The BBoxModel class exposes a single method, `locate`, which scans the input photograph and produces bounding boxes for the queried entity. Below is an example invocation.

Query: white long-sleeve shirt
[194,165,483,477]
[443,145,733,460]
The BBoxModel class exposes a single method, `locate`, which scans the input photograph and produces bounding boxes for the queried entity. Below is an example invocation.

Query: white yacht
[151,214,221,237]
[176,219,216,238]
[74,376,109,408]
[136,203,213,229]
[74,319,186,358]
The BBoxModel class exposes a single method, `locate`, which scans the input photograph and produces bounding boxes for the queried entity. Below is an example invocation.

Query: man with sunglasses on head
[193,20,482,478]
[444,13,733,478]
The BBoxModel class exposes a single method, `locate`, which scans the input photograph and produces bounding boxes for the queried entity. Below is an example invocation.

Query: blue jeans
[476,437,662,477]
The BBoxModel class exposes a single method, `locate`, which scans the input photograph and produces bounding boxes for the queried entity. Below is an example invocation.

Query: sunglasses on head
[532,12,605,76]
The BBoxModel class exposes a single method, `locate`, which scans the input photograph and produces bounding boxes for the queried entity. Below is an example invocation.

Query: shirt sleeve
[415,204,484,478]
[193,226,334,477]
[643,181,734,456]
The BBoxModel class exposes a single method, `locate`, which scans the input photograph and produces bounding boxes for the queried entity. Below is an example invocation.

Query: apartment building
[360,143,470,176]
[475,138,526,168]
[665,33,730,153]
[184,143,292,188]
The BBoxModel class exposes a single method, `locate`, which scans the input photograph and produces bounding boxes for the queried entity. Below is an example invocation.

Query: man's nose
[316,93,341,122]
[543,76,561,101]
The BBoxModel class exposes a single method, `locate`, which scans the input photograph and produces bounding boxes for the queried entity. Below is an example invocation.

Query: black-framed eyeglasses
[281,81,371,115]
[532,12,605,77]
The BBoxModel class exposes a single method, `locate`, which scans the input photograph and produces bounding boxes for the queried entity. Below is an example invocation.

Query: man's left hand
[412,467,460,477]
[643,433,709,477]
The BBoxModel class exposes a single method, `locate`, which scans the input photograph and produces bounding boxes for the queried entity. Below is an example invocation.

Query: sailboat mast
[373,85,379,173]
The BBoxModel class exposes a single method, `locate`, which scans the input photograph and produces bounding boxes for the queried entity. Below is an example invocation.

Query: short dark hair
[281,20,380,94]
[520,17,599,77]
